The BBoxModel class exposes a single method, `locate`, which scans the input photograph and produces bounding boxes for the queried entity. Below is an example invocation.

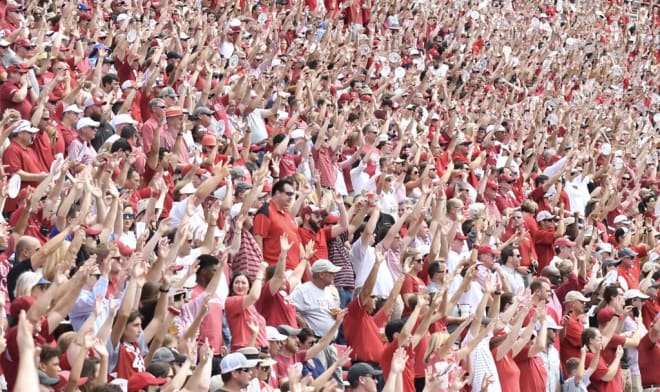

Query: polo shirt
[343,296,387,363]
[560,314,584,374]
[638,333,660,387]
[0,80,33,119]
[298,226,331,263]
[2,140,47,211]
[256,279,298,327]
[67,137,97,164]
[224,295,268,351]
[585,351,623,392]
[514,345,547,392]
[380,337,415,392]
[253,201,301,270]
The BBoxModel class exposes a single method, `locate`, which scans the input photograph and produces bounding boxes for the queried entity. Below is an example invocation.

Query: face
[41,356,61,378]
[358,373,378,392]
[80,126,98,142]
[123,207,135,230]
[232,275,250,296]
[257,363,272,380]
[305,212,323,232]
[547,328,558,344]
[269,340,283,355]
[590,330,603,350]
[284,335,299,353]
[123,317,142,342]
[167,115,183,130]
[510,212,524,227]
[510,249,522,267]
[273,184,295,209]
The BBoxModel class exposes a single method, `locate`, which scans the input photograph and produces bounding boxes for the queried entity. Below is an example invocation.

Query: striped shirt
[227,224,263,281]
[327,232,355,288]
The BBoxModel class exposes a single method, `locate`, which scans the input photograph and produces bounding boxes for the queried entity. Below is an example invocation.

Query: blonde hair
[401,248,420,265]
[424,332,451,364]
[14,271,42,298]
[42,241,72,281]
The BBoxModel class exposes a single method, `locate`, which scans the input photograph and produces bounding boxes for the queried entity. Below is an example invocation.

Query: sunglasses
[123,213,136,219]
[238,368,252,373]
[260,366,271,371]
[284,191,295,196]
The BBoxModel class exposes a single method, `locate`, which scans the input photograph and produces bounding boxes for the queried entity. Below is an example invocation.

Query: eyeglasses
[123,213,135,219]
[238,368,252,373]
[259,366,271,371]
[622,177,631,181]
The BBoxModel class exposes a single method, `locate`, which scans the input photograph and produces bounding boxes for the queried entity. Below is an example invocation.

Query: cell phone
[632,308,640,318]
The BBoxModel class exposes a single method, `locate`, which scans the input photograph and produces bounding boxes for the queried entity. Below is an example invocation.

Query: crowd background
[0,0,657,391]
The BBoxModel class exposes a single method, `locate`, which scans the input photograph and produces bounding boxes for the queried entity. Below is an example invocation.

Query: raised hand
[391,346,409,375]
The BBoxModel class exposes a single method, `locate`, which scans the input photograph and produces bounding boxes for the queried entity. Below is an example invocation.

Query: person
[561,291,591,374]
[68,117,99,167]
[290,259,341,338]
[127,372,167,392]
[0,63,35,119]
[217,352,259,392]
[253,179,302,270]
[562,347,599,392]
[539,318,563,392]
[582,327,625,392]
[499,245,525,295]
[638,314,660,392]
[179,254,227,374]
[224,264,268,351]
[347,362,382,392]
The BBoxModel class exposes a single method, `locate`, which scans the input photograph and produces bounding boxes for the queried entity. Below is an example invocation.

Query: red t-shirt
[401,275,427,316]
[513,345,547,392]
[1,318,52,391]
[492,346,521,392]
[638,333,660,387]
[585,350,623,392]
[256,280,298,328]
[533,228,556,273]
[298,226,331,263]
[273,350,307,380]
[0,81,33,119]
[380,338,415,392]
[224,296,268,351]
[2,140,48,212]
[253,201,302,269]
[114,341,145,380]
[190,285,224,355]
[343,296,387,363]
[560,314,584,374]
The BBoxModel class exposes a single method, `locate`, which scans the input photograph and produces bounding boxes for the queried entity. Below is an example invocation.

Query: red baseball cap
[596,307,616,326]
[112,240,133,256]
[128,372,167,392]
[486,181,500,191]
[554,237,576,247]
[475,244,500,256]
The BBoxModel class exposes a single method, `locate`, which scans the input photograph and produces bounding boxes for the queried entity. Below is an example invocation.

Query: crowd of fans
[0,0,658,391]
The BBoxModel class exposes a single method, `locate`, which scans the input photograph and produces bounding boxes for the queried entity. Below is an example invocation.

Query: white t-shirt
[350,239,394,297]
[463,330,501,392]
[290,282,339,338]
[168,198,206,229]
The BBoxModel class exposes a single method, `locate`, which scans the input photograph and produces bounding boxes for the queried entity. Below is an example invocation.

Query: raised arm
[242,263,268,309]
[304,310,347,360]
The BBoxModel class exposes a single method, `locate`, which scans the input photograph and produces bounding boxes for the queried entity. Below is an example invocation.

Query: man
[347,363,382,392]
[539,318,563,392]
[0,63,34,119]
[141,98,166,154]
[638,314,660,391]
[272,315,344,382]
[2,119,48,212]
[253,179,302,270]
[501,208,537,279]
[83,95,113,151]
[216,352,258,392]
[622,289,649,392]
[617,248,641,290]
[38,346,61,388]
[499,245,525,295]
[534,210,566,273]
[57,104,83,149]
[560,290,591,374]
[290,259,341,337]
[446,231,469,274]
[298,195,349,264]
[179,254,227,374]
[161,106,190,165]
[193,105,219,133]
[68,117,99,168]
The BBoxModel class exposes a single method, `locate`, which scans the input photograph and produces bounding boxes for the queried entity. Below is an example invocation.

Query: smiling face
[231,274,251,296]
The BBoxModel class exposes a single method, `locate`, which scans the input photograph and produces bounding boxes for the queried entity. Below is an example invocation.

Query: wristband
[160,287,170,293]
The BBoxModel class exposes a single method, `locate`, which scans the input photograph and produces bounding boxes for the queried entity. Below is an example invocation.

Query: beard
[308,219,321,232]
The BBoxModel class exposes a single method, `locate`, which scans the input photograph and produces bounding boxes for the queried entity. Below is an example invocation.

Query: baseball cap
[266,326,287,341]
[554,237,576,247]
[237,347,260,360]
[613,215,630,225]
[152,347,187,364]
[84,96,106,108]
[302,204,325,215]
[618,248,638,259]
[201,134,216,147]
[623,289,650,300]
[159,87,178,98]
[564,290,590,303]
[120,80,136,90]
[63,104,83,114]
[535,318,563,331]
[56,371,88,389]
[475,244,500,256]
[7,63,30,73]
[127,372,167,392]
[76,117,100,131]
[603,258,621,268]
[347,363,382,385]
[165,106,183,118]
[193,106,214,116]
[111,113,138,127]
[220,353,259,374]
[290,129,305,139]
[311,259,341,274]
[536,210,556,222]
[13,120,39,134]
[277,325,302,337]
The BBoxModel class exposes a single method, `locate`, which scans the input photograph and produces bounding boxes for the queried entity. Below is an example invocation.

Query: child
[562,346,598,392]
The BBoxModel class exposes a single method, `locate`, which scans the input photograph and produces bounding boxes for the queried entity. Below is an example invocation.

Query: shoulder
[256,202,271,218]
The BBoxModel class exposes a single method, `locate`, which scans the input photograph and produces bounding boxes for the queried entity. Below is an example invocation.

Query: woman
[582,327,625,392]
[118,204,138,249]
[13,271,49,299]
[379,174,399,219]
[400,249,427,316]
[255,354,278,391]
[224,264,268,351]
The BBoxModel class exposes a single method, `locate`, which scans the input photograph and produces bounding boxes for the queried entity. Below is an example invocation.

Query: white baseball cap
[220,353,258,374]
[63,104,83,114]
[13,120,39,134]
[76,117,100,131]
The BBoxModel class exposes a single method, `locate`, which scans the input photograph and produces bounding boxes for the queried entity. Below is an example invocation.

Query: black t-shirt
[6,258,33,301]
